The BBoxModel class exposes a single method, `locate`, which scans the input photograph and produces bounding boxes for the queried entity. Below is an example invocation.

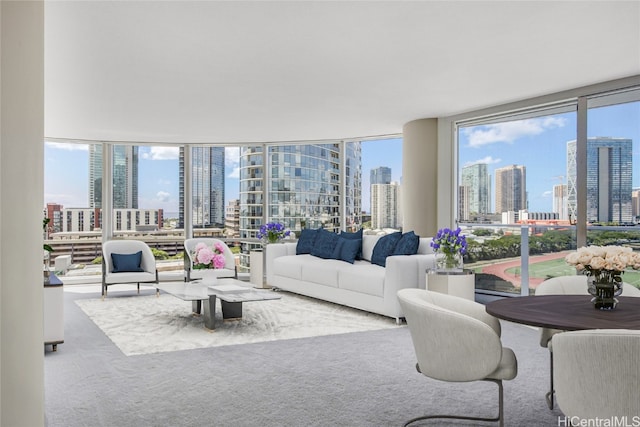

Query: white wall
[0,2,45,426]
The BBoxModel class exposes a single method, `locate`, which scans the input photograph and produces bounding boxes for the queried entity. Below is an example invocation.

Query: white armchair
[553,329,640,420]
[397,288,518,427]
[536,275,640,409]
[102,240,158,299]
[183,238,237,282]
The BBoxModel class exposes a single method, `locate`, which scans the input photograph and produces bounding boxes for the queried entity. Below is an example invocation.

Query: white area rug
[75,292,400,356]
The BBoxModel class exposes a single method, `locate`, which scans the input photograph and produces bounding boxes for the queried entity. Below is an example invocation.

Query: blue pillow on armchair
[111,251,144,273]
[371,232,402,267]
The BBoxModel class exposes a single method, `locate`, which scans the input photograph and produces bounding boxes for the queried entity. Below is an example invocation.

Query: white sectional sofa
[266,234,436,322]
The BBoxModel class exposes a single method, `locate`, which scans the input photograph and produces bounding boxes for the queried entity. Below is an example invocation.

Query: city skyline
[44,138,403,217]
[458,101,640,214]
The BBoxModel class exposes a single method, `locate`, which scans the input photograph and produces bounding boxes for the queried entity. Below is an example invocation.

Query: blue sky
[44,101,638,216]
[458,101,640,212]
[44,139,403,216]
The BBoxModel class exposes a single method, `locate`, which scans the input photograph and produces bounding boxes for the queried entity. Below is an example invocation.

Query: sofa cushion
[362,234,382,262]
[338,237,361,264]
[339,229,363,260]
[296,228,319,255]
[393,231,420,256]
[311,229,340,259]
[300,258,342,287]
[111,251,144,273]
[371,232,402,267]
[338,262,385,297]
[271,255,306,280]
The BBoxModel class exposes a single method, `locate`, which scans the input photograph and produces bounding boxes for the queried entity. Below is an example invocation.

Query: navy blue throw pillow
[393,231,420,256]
[339,238,361,264]
[311,229,340,259]
[111,251,144,273]
[296,228,319,255]
[371,232,402,267]
[340,229,363,260]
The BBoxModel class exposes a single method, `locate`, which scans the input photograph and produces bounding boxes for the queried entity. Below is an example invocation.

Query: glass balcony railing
[464,223,640,296]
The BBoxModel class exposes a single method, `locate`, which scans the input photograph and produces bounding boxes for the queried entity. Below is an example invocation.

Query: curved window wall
[455,82,640,296]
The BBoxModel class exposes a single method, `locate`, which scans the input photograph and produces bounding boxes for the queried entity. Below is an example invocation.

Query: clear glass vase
[435,250,464,272]
[587,276,623,310]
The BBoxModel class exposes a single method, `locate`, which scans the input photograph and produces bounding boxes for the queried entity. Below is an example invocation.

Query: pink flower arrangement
[192,242,226,270]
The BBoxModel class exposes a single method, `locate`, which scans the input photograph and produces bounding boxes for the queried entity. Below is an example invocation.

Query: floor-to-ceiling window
[456,84,640,295]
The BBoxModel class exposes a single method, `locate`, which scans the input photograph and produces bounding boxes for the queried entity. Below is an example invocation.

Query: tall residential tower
[494,164,526,214]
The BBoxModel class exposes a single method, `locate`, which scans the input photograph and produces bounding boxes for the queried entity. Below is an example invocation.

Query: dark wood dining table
[485,295,640,331]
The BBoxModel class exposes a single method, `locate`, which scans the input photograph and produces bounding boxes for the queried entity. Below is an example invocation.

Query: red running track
[480,251,570,288]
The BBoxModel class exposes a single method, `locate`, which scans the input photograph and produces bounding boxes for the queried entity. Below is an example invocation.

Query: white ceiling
[44,1,640,144]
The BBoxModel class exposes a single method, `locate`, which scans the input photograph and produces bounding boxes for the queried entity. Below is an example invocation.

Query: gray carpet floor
[45,289,565,427]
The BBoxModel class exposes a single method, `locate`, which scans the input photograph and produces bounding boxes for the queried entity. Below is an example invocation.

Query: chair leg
[137,283,140,294]
[404,379,504,427]
[546,350,555,409]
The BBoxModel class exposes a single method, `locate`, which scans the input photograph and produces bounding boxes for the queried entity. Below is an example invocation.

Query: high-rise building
[371,182,400,229]
[494,165,526,214]
[553,184,568,220]
[239,143,362,240]
[370,166,391,185]
[458,185,470,222]
[461,163,490,216]
[567,137,633,224]
[178,147,225,228]
[225,199,240,238]
[88,145,138,209]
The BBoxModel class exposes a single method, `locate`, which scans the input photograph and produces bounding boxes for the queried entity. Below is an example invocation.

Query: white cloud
[141,147,179,160]
[464,117,567,148]
[156,191,170,202]
[464,156,501,167]
[44,141,89,151]
[228,166,240,179]
[542,190,552,198]
[225,147,240,178]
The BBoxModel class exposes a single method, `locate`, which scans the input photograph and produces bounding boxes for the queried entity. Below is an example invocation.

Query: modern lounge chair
[102,240,158,299]
[553,329,640,420]
[397,288,518,427]
[536,275,640,409]
[183,238,237,282]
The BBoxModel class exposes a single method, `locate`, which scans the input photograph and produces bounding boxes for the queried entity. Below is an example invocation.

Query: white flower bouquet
[565,245,640,284]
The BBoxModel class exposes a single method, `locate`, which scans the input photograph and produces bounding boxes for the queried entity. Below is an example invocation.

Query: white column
[102,143,113,240]
[0,2,45,426]
[184,145,192,238]
[402,118,438,237]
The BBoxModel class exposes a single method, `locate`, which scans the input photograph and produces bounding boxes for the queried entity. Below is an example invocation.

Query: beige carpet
[75,291,400,356]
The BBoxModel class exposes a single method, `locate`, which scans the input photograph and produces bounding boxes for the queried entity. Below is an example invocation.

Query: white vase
[200,269,218,286]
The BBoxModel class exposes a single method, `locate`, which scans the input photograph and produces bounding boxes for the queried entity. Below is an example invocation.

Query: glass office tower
[370,166,391,185]
[461,163,490,216]
[567,137,633,224]
[178,146,226,228]
[89,144,138,209]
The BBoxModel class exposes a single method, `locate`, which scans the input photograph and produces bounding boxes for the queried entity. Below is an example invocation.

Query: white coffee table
[155,278,281,330]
